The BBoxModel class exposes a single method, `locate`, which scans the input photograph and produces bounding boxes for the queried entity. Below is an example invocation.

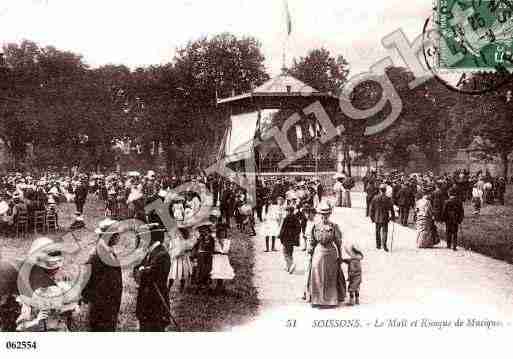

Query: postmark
[436,0,513,70]
[422,0,513,94]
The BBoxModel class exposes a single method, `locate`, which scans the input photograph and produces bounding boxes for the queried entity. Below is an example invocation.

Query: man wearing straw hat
[81,218,123,331]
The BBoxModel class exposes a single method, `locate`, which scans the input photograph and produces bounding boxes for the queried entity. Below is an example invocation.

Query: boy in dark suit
[191,222,215,292]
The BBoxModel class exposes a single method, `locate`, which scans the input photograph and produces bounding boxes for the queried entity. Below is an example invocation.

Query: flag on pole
[284,0,292,36]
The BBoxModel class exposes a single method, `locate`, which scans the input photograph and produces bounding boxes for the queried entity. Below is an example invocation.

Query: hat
[333,173,345,179]
[421,185,434,195]
[316,201,332,214]
[158,189,168,198]
[146,170,156,179]
[95,218,121,235]
[195,220,214,231]
[28,237,64,270]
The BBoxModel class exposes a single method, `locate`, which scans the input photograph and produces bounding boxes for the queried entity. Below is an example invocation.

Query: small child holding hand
[342,244,364,306]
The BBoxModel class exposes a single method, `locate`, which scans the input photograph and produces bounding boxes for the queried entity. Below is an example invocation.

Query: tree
[0,40,42,168]
[470,90,513,178]
[287,48,349,95]
[171,33,269,172]
[447,73,513,178]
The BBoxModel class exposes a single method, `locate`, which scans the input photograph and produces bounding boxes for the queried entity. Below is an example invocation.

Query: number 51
[286,319,297,328]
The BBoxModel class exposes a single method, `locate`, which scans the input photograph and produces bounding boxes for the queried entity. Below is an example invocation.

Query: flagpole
[282,0,292,74]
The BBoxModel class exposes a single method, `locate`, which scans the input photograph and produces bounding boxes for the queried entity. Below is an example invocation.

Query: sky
[0,0,432,76]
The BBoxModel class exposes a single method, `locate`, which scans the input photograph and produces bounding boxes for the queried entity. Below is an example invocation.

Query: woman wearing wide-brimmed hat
[308,202,346,307]
[16,237,79,331]
[81,219,123,331]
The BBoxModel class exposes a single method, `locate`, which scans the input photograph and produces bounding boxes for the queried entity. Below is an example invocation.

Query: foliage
[0,34,269,174]
[287,48,349,95]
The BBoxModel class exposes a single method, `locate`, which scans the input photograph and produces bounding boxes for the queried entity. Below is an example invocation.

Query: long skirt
[416,215,439,248]
[309,244,346,306]
[169,255,193,281]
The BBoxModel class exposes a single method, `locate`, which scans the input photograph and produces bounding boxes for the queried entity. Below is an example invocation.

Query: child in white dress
[263,196,285,252]
[211,223,235,293]
[168,227,194,293]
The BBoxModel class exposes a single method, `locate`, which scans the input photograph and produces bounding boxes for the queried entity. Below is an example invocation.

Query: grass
[0,196,259,332]
[457,185,513,263]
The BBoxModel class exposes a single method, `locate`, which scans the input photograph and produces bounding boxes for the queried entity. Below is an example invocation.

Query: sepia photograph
[0,0,512,356]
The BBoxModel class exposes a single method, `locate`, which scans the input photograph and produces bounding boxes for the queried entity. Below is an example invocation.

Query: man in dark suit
[220,183,234,228]
[74,177,89,215]
[396,183,412,226]
[441,189,464,251]
[431,182,445,224]
[369,184,396,252]
[82,219,123,331]
[279,206,302,273]
[365,179,378,217]
[135,235,171,332]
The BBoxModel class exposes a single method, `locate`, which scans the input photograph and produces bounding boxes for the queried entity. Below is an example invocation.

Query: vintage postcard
[0,0,512,357]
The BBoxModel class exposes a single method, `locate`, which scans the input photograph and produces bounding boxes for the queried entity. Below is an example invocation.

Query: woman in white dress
[168,228,195,293]
[263,196,285,252]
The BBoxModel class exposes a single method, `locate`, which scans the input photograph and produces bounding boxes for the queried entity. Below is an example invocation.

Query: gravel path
[240,192,513,330]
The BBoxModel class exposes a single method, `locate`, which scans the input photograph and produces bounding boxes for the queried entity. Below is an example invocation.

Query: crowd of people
[0,165,510,330]
[364,168,508,251]
[0,172,89,235]
[0,169,242,332]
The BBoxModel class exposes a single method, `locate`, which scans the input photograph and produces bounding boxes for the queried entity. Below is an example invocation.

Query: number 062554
[5,341,37,350]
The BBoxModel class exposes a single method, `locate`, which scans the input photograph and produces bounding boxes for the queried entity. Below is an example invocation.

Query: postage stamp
[436,0,513,70]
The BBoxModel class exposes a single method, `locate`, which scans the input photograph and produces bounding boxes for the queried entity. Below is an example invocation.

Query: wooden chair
[45,211,59,233]
[33,210,46,234]
[15,214,29,238]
